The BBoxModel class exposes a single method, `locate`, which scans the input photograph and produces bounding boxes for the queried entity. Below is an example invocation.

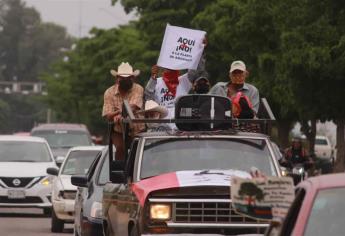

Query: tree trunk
[308,119,317,155]
[300,119,317,155]
[277,120,293,149]
[334,120,345,172]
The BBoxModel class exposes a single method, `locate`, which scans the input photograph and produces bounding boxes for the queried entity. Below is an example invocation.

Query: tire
[43,207,51,216]
[51,209,64,233]
[129,226,139,236]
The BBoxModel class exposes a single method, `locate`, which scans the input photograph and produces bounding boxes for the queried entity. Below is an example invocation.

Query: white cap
[230,60,246,73]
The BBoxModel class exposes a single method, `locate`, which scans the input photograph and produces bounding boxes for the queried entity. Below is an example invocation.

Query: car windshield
[140,138,276,179]
[61,150,101,175]
[304,187,345,236]
[315,138,328,145]
[0,141,52,162]
[32,130,91,148]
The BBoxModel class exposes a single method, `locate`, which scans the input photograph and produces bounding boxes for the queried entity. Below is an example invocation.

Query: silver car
[47,145,104,233]
[0,135,57,214]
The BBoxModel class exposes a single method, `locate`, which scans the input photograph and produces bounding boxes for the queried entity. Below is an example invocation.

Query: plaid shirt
[102,83,145,135]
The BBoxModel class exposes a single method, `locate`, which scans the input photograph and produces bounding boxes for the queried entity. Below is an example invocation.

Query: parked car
[47,146,104,233]
[72,146,112,236]
[0,135,56,214]
[265,173,345,236]
[31,123,94,166]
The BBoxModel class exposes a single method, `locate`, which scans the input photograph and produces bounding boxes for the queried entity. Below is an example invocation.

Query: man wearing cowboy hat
[139,100,169,131]
[209,60,260,113]
[102,62,145,160]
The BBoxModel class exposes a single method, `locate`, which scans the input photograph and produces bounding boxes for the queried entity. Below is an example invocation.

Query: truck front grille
[173,201,262,224]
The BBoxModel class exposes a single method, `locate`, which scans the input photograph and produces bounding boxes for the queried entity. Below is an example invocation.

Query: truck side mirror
[110,160,126,184]
[71,175,88,188]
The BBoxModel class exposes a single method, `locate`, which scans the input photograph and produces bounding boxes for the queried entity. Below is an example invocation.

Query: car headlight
[40,176,53,186]
[150,204,171,220]
[90,202,103,219]
[281,169,288,176]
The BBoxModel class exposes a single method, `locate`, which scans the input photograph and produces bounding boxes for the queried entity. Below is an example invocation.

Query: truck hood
[0,162,56,177]
[132,169,251,206]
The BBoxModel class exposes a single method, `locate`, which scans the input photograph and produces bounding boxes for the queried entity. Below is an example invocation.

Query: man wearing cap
[209,60,260,113]
[102,62,145,160]
[192,76,211,94]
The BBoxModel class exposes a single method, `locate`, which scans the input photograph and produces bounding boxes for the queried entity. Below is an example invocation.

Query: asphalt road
[0,208,73,236]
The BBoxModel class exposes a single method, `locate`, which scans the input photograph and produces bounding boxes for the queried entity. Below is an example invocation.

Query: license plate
[8,190,25,199]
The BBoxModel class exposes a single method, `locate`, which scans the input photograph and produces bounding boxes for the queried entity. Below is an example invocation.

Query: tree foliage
[0,0,73,82]
[0,0,72,133]
[41,25,148,135]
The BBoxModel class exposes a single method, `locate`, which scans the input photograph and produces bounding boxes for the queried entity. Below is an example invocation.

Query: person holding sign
[145,53,207,129]
[144,57,207,125]
[209,60,260,114]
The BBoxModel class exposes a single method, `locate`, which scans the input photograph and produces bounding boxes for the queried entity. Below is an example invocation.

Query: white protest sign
[231,176,295,221]
[157,24,206,70]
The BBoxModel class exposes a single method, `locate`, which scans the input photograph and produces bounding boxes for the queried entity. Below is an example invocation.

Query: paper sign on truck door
[231,176,295,221]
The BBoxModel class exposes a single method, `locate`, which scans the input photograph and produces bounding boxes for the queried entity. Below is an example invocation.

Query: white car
[314,135,334,160]
[0,135,56,214]
[47,145,104,233]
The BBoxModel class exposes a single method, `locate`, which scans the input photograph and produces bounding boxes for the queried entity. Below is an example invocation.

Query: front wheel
[129,226,139,236]
[43,207,51,216]
[51,209,64,233]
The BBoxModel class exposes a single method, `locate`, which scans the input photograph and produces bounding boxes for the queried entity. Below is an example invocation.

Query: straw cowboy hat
[110,62,140,77]
[138,100,168,118]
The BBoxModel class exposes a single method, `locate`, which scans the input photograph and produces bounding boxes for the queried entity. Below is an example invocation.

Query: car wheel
[43,207,51,216]
[129,225,139,236]
[51,209,64,233]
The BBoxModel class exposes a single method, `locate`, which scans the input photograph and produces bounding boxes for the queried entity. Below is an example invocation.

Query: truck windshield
[61,150,101,175]
[31,130,91,148]
[141,138,276,179]
[0,141,52,162]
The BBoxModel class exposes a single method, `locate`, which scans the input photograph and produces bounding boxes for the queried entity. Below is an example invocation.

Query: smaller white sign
[157,24,206,70]
[231,176,295,221]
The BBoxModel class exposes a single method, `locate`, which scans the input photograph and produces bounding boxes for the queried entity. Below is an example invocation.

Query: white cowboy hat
[110,62,140,77]
[138,100,168,118]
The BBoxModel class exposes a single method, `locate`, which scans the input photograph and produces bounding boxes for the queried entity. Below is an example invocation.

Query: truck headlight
[150,204,171,220]
[90,202,103,219]
[281,169,288,176]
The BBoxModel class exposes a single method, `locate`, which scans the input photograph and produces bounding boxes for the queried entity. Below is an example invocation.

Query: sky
[24,0,135,37]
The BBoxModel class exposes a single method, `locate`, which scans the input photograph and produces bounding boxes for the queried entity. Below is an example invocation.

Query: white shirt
[145,73,192,129]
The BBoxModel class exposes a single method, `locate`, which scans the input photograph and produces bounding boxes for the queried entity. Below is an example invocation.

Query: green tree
[0,0,73,82]
[111,0,212,64]
[42,25,148,136]
[192,0,299,147]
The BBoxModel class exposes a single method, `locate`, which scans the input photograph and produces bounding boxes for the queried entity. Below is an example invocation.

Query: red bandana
[162,70,180,97]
